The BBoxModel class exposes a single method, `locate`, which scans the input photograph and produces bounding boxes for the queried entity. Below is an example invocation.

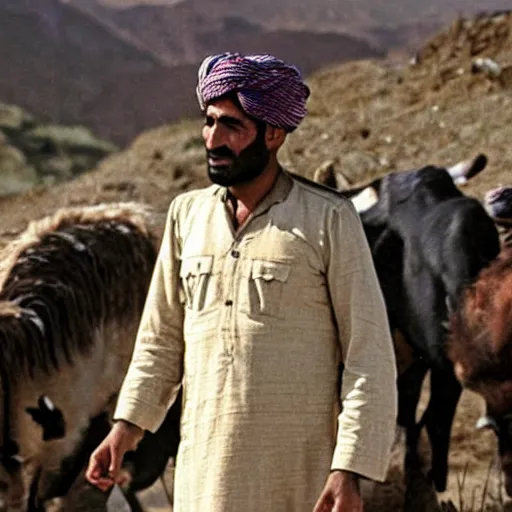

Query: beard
[206,130,270,187]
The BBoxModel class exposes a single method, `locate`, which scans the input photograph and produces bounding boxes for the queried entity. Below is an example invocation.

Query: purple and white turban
[196,53,311,132]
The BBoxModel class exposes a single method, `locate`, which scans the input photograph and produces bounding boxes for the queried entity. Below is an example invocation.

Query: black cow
[349,163,500,492]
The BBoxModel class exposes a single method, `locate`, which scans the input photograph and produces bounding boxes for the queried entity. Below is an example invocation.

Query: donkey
[0,203,158,511]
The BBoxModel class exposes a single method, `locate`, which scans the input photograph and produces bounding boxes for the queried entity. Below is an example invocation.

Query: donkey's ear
[25,395,66,441]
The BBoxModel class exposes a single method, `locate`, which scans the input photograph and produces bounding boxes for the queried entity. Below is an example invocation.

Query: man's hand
[313,470,363,512]
[85,420,144,492]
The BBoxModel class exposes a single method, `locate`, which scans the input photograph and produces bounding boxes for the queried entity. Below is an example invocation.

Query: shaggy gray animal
[0,203,158,511]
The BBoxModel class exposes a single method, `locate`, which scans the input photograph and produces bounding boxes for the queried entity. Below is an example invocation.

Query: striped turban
[196,53,310,132]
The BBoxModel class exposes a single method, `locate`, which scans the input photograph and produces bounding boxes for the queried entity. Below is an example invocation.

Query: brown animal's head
[485,186,512,225]
[485,186,512,250]
[449,249,512,495]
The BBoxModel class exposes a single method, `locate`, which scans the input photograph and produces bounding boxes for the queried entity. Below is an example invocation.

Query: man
[86,53,397,511]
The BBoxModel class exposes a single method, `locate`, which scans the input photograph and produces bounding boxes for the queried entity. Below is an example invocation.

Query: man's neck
[225,162,281,230]
[228,162,281,213]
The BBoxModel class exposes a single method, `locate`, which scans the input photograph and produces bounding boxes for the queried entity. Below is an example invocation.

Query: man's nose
[204,125,223,150]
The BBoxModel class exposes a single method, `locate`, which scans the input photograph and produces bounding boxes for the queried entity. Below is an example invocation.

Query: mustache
[207,146,235,159]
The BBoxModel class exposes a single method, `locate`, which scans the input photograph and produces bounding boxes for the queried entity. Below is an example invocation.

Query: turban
[196,53,310,132]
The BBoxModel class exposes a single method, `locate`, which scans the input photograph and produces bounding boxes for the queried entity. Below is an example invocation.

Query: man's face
[202,98,270,187]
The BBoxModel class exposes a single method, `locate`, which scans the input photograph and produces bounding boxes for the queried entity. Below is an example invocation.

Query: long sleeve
[327,199,397,481]
[114,200,185,433]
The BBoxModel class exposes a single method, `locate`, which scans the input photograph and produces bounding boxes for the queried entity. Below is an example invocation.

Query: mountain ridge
[0,0,386,143]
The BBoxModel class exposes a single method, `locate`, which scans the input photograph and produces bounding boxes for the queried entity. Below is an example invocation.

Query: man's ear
[265,126,287,150]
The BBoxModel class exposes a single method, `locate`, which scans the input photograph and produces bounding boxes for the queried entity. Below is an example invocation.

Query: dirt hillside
[2,11,511,235]
[1,11,512,511]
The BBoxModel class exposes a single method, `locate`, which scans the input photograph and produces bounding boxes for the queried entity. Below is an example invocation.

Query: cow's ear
[358,177,392,227]
[350,187,379,214]
[359,202,387,227]
[358,187,387,227]
[386,171,420,206]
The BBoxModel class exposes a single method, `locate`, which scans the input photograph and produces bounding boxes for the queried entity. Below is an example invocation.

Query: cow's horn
[475,415,497,430]
[448,154,488,185]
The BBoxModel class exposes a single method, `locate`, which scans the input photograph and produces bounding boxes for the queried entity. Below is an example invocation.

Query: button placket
[224,244,241,306]
[220,242,243,363]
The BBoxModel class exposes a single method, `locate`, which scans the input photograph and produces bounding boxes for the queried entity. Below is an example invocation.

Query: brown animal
[449,248,512,496]
[0,203,158,511]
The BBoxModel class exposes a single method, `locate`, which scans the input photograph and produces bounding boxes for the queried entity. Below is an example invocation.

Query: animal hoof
[440,500,458,512]
[427,468,447,493]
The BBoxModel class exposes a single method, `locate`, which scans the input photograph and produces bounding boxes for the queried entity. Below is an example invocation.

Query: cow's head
[347,153,488,218]
[358,162,477,233]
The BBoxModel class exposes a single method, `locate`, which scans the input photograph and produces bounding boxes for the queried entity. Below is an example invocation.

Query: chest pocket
[179,256,214,311]
[241,259,291,318]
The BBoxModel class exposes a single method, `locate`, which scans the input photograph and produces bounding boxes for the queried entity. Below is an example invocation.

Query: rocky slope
[0,102,116,197]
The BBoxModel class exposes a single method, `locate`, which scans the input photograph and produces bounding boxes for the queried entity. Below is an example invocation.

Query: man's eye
[224,122,239,131]
[205,117,214,127]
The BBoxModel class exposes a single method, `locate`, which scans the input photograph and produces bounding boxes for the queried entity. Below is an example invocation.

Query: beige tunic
[115,171,397,511]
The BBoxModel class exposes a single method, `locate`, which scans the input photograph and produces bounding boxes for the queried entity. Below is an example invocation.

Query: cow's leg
[397,359,428,478]
[400,265,455,487]
[124,491,145,512]
[124,390,181,493]
[422,367,462,492]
